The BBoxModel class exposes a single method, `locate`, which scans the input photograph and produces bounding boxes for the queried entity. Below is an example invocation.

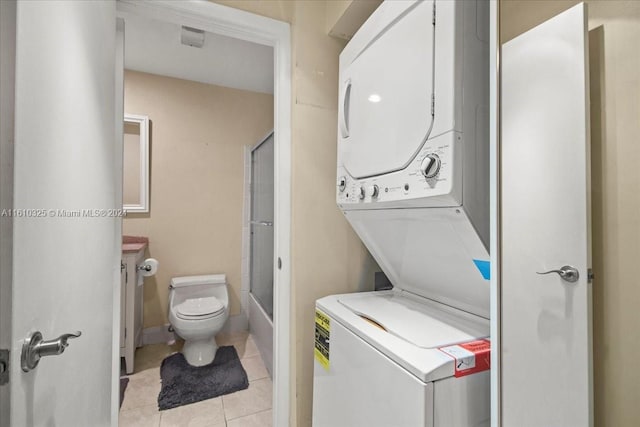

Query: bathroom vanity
[121,236,147,374]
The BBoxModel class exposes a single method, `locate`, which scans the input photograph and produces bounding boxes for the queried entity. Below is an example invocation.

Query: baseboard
[141,324,175,346]
[220,311,249,334]
[141,312,249,346]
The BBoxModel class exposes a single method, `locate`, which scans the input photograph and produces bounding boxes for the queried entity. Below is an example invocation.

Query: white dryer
[313,0,490,426]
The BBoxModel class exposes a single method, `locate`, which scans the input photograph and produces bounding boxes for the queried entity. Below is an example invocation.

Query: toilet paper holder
[136,258,159,277]
[137,264,152,272]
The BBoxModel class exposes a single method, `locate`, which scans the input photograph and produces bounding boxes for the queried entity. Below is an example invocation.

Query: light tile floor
[119,332,272,427]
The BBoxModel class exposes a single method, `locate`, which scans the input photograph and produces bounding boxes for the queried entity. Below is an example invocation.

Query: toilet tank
[170,274,226,288]
[170,274,228,306]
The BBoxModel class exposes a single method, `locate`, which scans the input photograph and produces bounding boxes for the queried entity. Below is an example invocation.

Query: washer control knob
[420,154,441,179]
[357,186,365,200]
[337,176,347,192]
[366,185,379,198]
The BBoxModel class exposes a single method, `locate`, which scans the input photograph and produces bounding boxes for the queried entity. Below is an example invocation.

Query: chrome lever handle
[51,332,81,352]
[536,265,579,283]
[21,330,82,372]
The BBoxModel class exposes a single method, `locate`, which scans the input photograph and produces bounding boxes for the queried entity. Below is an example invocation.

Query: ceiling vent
[181,26,205,48]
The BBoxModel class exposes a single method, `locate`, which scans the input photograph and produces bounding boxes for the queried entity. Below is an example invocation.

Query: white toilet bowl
[168,274,229,366]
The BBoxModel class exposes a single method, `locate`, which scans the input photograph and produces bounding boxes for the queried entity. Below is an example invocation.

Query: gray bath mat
[120,377,129,409]
[158,346,249,410]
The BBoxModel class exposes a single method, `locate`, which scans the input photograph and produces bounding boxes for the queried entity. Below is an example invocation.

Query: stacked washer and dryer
[312,1,490,426]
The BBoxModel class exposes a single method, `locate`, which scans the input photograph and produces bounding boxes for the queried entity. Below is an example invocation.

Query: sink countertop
[123,235,148,253]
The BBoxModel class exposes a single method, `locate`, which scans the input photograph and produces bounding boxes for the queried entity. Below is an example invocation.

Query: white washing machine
[313,292,490,427]
[313,0,490,426]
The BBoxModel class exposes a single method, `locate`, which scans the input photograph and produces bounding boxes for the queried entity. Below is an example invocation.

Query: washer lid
[344,207,490,319]
[339,0,434,179]
[176,297,224,318]
[316,291,489,382]
[337,292,487,349]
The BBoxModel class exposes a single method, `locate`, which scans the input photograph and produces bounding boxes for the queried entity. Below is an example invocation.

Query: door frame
[489,1,501,426]
[116,1,292,426]
[0,1,16,426]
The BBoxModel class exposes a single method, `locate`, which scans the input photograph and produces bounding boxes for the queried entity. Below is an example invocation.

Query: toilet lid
[176,296,224,319]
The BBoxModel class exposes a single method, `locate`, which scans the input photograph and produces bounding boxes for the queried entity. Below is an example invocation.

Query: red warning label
[438,339,490,378]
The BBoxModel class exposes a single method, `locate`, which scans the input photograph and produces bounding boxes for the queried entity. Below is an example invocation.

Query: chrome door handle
[250,220,273,227]
[536,265,579,283]
[21,330,82,372]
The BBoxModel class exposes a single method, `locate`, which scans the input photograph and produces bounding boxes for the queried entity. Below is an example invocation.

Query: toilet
[168,274,229,366]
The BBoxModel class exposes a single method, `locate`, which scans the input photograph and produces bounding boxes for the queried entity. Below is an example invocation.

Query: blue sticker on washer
[473,260,490,280]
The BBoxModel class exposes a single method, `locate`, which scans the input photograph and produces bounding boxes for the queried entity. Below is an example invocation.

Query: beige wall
[123,70,273,328]
[501,1,640,425]
[212,2,378,426]
[325,0,383,40]
[290,3,379,426]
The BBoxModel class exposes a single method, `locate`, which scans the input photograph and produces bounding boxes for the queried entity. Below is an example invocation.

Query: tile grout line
[221,390,228,423]
[226,408,273,424]
[223,377,273,423]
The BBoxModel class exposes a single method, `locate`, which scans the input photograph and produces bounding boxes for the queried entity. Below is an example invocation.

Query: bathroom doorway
[116,1,291,425]
[246,131,275,377]
[0,1,290,425]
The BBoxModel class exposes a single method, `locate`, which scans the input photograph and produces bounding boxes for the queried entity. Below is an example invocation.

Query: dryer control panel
[337,131,462,210]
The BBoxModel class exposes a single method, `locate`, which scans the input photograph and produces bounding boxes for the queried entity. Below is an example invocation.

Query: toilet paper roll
[139,258,159,277]
[137,272,144,287]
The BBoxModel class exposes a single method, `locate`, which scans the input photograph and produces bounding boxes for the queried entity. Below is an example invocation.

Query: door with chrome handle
[21,330,82,372]
[536,265,580,283]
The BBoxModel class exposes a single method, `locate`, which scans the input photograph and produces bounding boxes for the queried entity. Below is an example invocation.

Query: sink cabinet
[120,246,145,374]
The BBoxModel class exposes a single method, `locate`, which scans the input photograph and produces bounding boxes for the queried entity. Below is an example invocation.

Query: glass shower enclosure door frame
[248,130,274,376]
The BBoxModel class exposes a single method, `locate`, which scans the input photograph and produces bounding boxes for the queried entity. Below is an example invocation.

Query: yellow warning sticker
[314,309,330,371]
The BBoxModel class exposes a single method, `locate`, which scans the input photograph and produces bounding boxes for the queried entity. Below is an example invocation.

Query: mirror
[123,114,149,213]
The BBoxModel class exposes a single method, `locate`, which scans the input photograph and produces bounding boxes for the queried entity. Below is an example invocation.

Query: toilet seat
[175,296,225,320]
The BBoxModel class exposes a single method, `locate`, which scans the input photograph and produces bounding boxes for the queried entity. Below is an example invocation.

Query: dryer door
[338,0,434,179]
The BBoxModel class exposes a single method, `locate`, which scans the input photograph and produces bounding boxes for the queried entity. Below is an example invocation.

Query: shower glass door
[250,132,274,319]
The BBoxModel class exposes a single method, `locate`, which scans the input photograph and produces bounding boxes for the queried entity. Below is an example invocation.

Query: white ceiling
[121,12,274,94]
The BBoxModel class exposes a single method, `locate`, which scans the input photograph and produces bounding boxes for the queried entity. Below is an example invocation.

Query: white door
[501,4,592,426]
[3,1,119,426]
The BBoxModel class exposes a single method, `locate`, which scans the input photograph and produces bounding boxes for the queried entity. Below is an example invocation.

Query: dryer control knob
[366,185,379,198]
[357,186,365,200]
[420,154,441,179]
